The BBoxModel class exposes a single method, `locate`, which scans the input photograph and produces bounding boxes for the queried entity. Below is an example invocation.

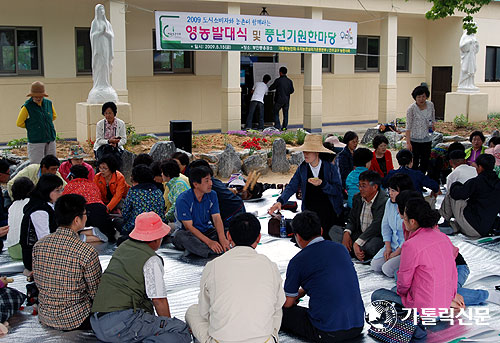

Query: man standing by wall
[245,74,271,130]
[269,66,294,131]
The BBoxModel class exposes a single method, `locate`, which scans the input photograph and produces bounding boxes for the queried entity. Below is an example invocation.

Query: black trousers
[281,306,363,343]
[85,203,116,241]
[411,141,432,173]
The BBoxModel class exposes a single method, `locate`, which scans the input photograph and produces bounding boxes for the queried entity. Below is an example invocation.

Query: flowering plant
[242,137,268,153]
[227,130,248,136]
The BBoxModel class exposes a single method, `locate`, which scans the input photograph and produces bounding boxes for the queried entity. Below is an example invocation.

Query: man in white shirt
[186,212,285,343]
[245,74,271,130]
[439,149,477,231]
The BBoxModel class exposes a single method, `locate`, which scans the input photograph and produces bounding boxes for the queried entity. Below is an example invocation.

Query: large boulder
[149,141,176,163]
[431,132,444,148]
[271,138,290,173]
[361,128,379,145]
[443,135,467,142]
[217,144,242,178]
[242,154,269,175]
[289,151,304,165]
[120,149,136,183]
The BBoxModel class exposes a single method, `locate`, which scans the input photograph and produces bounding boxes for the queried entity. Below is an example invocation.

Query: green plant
[7,137,28,149]
[453,114,469,128]
[487,112,500,120]
[296,128,307,145]
[125,124,148,146]
[280,131,296,144]
[55,132,63,141]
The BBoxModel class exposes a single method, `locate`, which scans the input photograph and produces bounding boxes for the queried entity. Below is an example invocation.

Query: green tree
[423,0,492,34]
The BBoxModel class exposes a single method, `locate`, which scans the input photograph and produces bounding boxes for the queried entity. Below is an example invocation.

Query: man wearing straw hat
[91,212,191,342]
[268,134,343,239]
[16,81,58,164]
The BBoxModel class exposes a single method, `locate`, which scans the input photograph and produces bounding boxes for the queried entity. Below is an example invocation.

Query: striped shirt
[33,227,102,330]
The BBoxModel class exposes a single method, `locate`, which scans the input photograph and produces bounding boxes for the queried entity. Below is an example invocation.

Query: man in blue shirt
[282,210,364,342]
[173,166,230,257]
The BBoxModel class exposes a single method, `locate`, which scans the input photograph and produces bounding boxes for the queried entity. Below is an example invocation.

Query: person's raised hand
[268,202,282,215]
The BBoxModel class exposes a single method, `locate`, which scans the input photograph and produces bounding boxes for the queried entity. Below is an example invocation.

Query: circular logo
[365,300,398,332]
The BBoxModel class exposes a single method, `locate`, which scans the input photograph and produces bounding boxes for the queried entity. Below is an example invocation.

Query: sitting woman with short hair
[63,164,114,242]
[94,155,129,213]
[93,102,127,162]
[369,135,394,178]
[121,164,167,234]
[371,174,414,277]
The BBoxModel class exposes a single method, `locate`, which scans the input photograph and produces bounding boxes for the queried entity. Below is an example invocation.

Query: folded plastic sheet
[1,190,499,342]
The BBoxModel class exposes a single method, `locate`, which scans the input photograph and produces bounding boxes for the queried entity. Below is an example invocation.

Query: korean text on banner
[155,11,357,54]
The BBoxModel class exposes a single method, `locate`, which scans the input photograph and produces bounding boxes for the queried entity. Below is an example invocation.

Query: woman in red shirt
[369,135,394,178]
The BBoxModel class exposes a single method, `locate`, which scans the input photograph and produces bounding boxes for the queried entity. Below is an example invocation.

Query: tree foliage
[424,0,492,34]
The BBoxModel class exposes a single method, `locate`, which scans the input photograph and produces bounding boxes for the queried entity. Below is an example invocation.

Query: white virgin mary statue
[457,30,480,93]
[87,4,118,104]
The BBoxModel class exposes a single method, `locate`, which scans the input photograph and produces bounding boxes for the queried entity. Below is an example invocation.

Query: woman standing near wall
[405,85,435,173]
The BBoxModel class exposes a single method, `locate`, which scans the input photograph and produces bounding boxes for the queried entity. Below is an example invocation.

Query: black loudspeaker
[170,120,192,153]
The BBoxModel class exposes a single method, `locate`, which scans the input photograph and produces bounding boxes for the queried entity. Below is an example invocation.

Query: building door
[431,66,452,121]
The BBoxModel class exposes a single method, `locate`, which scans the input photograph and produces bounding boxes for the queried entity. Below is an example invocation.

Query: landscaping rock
[384,132,404,149]
[149,141,176,162]
[198,153,218,163]
[271,138,290,173]
[431,132,443,148]
[121,150,136,182]
[361,127,379,145]
[208,163,218,176]
[435,141,472,150]
[237,149,251,160]
[443,135,467,142]
[242,154,269,175]
[146,133,159,140]
[289,151,304,165]
[10,160,31,179]
[217,144,242,178]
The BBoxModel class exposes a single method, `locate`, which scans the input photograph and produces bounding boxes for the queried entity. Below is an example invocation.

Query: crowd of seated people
[0,125,500,342]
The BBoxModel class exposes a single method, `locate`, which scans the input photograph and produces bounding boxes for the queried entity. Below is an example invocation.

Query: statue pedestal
[444,92,488,123]
[76,102,132,144]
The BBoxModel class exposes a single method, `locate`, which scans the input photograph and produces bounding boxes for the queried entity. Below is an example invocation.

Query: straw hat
[294,134,333,154]
[27,81,48,97]
[324,135,346,148]
[68,145,88,160]
[129,212,171,241]
[485,145,500,166]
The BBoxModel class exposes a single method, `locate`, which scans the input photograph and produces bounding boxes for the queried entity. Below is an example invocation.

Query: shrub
[126,124,148,146]
[296,128,307,145]
[8,137,28,149]
[280,131,296,144]
[453,114,468,128]
[487,112,500,120]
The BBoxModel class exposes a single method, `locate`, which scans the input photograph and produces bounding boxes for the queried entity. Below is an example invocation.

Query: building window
[0,27,42,75]
[75,28,92,74]
[485,46,500,82]
[300,54,332,73]
[355,36,379,72]
[397,37,410,72]
[152,30,193,74]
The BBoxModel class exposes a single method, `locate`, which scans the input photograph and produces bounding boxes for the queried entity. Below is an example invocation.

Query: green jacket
[465,146,486,160]
[91,239,160,314]
[23,98,56,143]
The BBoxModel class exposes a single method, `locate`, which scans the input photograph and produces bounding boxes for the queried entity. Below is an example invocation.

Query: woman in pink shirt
[371,197,457,317]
